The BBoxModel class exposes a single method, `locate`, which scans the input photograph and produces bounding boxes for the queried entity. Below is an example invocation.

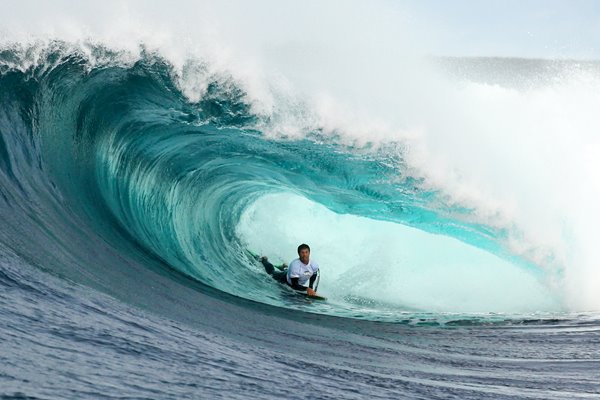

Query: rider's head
[297,243,310,264]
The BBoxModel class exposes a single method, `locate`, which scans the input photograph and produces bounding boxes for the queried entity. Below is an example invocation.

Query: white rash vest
[286,258,319,287]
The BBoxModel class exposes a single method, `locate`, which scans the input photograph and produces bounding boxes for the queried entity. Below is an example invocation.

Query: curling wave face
[0,44,569,321]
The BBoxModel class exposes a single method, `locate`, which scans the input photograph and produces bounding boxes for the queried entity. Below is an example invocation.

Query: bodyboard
[304,293,327,301]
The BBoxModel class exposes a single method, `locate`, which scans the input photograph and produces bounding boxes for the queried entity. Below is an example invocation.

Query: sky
[2,0,600,60]
[403,0,600,59]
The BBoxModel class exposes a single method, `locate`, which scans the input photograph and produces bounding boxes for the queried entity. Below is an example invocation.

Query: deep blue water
[1,45,599,399]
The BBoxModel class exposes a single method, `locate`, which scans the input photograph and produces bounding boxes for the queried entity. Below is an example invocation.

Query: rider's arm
[308,272,317,289]
[289,272,318,292]
[289,277,308,291]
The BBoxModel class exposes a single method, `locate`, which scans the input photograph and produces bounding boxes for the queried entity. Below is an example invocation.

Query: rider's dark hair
[297,243,310,254]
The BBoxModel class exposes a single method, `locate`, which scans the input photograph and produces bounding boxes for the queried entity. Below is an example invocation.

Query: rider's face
[299,248,310,264]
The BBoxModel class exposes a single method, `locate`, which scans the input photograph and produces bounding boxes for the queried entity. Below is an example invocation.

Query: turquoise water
[3,45,561,318]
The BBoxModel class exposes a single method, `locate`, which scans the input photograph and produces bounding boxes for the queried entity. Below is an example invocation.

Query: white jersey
[286,258,319,286]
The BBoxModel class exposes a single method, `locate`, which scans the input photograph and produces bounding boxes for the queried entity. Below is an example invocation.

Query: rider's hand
[307,288,316,296]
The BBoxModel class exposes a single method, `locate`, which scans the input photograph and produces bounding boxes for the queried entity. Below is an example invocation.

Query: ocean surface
[1,12,600,399]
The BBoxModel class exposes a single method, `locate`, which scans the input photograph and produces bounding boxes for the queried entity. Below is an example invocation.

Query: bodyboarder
[260,243,320,297]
